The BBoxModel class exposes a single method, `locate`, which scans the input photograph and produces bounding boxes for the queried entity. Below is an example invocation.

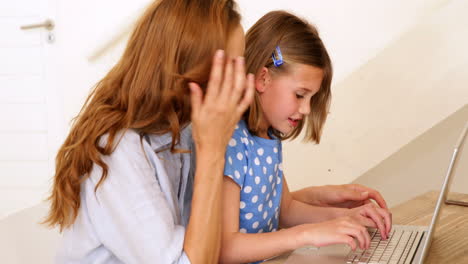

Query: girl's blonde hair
[244,10,332,143]
[44,0,240,231]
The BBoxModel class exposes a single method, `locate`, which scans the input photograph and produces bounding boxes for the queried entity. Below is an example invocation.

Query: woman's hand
[297,216,371,251]
[292,184,389,210]
[189,50,255,155]
[184,51,254,264]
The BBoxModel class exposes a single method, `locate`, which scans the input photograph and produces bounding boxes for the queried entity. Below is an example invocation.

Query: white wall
[283,0,468,190]
[237,0,448,85]
[53,0,152,127]
[354,105,468,208]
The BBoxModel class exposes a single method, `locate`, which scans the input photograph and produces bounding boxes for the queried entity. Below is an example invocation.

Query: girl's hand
[322,184,388,209]
[345,203,392,240]
[292,184,388,210]
[297,216,371,251]
[189,50,255,154]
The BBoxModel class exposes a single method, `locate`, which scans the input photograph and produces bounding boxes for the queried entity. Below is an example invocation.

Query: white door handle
[20,19,55,31]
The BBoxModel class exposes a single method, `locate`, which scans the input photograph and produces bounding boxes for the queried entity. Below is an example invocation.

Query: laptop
[284,122,468,264]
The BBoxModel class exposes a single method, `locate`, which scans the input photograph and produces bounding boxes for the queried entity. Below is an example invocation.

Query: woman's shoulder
[99,129,143,151]
[97,129,152,168]
[85,130,156,188]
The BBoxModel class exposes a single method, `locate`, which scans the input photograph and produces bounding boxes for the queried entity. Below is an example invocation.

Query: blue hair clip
[272,46,284,67]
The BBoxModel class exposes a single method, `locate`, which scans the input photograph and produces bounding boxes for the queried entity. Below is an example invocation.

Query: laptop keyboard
[346,228,423,264]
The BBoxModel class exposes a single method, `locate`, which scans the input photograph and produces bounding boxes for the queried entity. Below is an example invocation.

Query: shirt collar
[146,124,193,152]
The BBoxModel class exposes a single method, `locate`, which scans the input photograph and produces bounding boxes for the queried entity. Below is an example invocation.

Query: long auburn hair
[244,11,332,143]
[44,0,240,231]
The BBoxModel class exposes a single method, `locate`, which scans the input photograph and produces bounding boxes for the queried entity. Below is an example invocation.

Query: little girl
[220,11,392,263]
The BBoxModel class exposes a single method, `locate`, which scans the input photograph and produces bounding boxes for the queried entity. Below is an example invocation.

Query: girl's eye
[296,94,304,99]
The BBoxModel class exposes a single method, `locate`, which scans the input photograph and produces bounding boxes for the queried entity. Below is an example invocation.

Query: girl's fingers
[358,215,377,229]
[367,190,388,210]
[189,82,202,118]
[339,235,357,251]
[352,184,388,209]
[237,73,255,114]
[353,223,370,249]
[205,50,225,102]
[376,207,392,235]
[363,205,387,240]
[359,220,375,248]
[343,226,366,250]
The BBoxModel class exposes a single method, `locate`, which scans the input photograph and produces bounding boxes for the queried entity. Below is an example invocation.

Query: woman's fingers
[237,73,255,114]
[190,50,254,155]
[189,82,202,118]
[205,50,225,102]
[229,57,247,103]
[219,57,234,102]
[203,52,252,117]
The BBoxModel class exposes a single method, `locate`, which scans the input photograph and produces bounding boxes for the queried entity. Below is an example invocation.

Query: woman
[44,0,253,263]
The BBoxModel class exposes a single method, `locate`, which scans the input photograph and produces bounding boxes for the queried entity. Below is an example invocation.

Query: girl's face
[256,63,323,138]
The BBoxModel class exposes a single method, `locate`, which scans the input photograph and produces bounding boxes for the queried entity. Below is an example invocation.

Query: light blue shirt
[223,120,283,237]
[56,125,195,264]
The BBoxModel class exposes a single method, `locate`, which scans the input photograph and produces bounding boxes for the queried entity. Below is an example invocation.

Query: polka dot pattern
[240,201,246,209]
[257,148,264,156]
[223,120,283,237]
[255,176,260,184]
[229,138,237,147]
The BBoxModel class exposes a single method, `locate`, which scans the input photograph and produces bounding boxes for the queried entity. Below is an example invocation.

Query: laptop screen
[418,122,467,263]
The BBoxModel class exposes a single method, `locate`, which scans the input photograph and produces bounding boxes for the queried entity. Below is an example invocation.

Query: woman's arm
[184,153,225,264]
[185,51,255,263]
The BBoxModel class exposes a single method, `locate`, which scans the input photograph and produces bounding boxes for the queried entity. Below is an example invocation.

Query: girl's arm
[279,177,347,227]
[220,177,372,264]
[291,184,388,209]
[220,177,303,264]
[280,177,391,239]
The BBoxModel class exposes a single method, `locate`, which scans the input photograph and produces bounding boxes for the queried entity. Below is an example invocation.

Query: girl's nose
[299,100,310,115]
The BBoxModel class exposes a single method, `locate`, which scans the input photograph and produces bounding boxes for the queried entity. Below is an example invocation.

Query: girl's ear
[255,67,271,93]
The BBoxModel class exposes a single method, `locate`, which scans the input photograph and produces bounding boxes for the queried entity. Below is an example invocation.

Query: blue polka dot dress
[224,120,284,263]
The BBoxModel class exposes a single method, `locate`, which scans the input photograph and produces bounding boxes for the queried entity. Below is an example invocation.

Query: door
[0,0,61,218]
